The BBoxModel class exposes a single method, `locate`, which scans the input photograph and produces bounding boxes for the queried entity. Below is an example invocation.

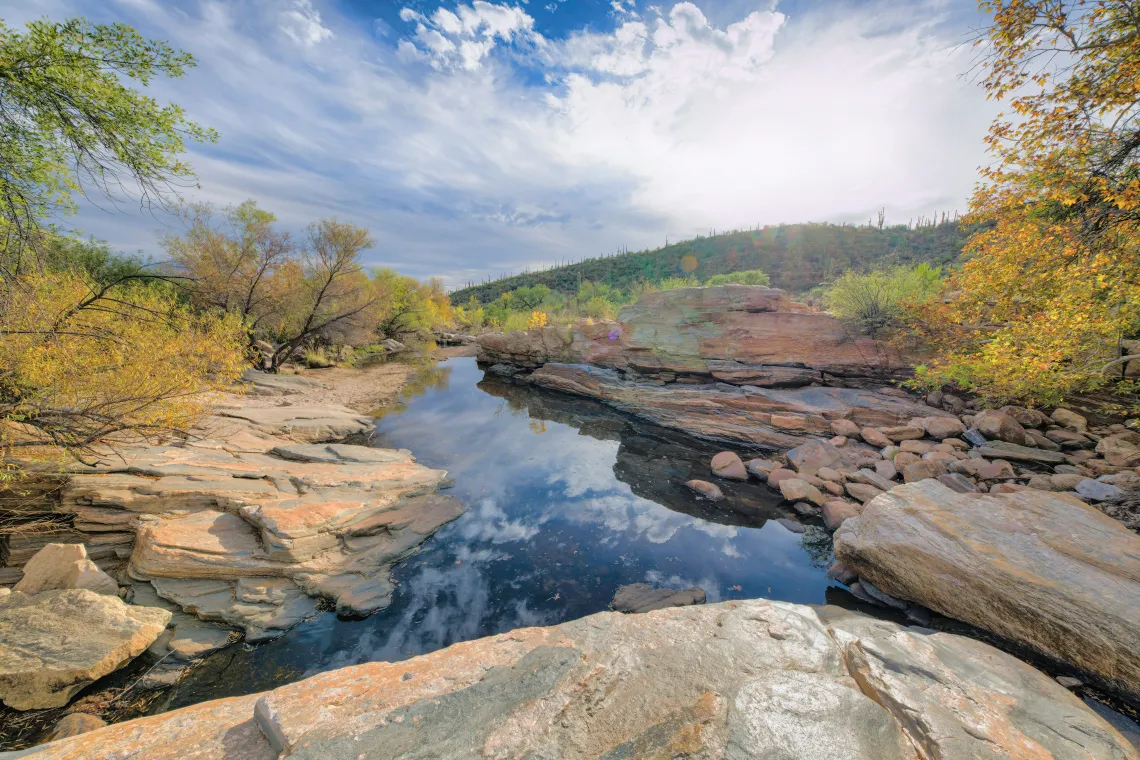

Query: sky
[4,0,997,286]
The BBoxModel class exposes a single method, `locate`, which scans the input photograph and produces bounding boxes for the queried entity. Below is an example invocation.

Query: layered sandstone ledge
[14,599,1138,759]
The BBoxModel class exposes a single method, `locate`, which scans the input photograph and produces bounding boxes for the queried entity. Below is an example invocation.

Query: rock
[0,589,171,709]
[610,583,706,613]
[24,599,1139,760]
[848,468,895,493]
[685,479,724,501]
[873,459,898,481]
[779,478,826,506]
[784,439,856,474]
[990,482,1026,494]
[1052,407,1089,432]
[709,451,748,480]
[380,338,406,353]
[1097,431,1140,468]
[765,467,797,487]
[1052,473,1087,490]
[1056,676,1084,689]
[822,499,861,529]
[1046,428,1094,448]
[815,466,843,483]
[47,713,107,741]
[835,480,1140,699]
[901,460,946,483]
[744,458,776,480]
[775,517,806,534]
[973,409,1029,445]
[898,439,933,455]
[937,473,977,493]
[975,441,1068,464]
[880,425,926,442]
[1000,405,1050,429]
[1100,471,1140,490]
[791,501,819,517]
[1076,479,1126,502]
[214,404,374,443]
[972,459,1015,479]
[857,579,908,610]
[12,544,116,597]
[961,427,988,447]
[1026,474,1058,491]
[941,393,966,413]
[893,451,920,467]
[920,416,965,439]
[831,419,861,437]
[845,483,885,504]
[829,435,849,447]
[240,370,324,396]
[860,427,891,448]
[1025,429,1063,450]
[827,560,858,585]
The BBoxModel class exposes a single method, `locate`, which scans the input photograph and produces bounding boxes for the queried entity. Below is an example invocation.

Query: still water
[155,356,842,709]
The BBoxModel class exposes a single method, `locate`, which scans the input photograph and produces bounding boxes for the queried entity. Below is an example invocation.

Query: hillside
[451,219,981,303]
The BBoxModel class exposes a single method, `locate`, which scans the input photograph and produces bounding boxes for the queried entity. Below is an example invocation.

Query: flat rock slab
[0,589,170,710]
[22,600,1138,759]
[610,583,706,613]
[835,480,1140,699]
[974,441,1068,464]
[241,370,325,396]
[216,405,373,442]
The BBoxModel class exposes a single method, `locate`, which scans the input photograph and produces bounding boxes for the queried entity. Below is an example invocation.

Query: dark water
[153,356,843,710]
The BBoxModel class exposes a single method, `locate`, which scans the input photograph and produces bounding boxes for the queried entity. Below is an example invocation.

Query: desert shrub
[705,269,770,286]
[826,264,943,337]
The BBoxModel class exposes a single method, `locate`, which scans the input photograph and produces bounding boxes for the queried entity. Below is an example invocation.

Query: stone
[898,439,933,455]
[942,393,966,413]
[937,473,977,493]
[1076,479,1126,502]
[47,713,107,741]
[609,583,706,613]
[1101,471,1140,490]
[822,499,861,529]
[974,459,1015,479]
[873,459,898,481]
[845,482,885,504]
[822,481,845,497]
[0,589,170,709]
[240,369,324,396]
[901,460,946,483]
[816,466,843,483]
[880,425,926,442]
[990,482,1026,494]
[13,544,117,596]
[765,467,797,487]
[1027,474,1059,491]
[1052,407,1089,432]
[779,478,826,506]
[835,480,1140,698]
[848,468,895,493]
[785,439,856,473]
[215,404,374,442]
[829,435,849,447]
[860,427,891,448]
[831,419,861,437]
[1025,429,1063,450]
[745,458,776,480]
[1097,431,1140,468]
[856,579,907,610]
[893,451,920,467]
[685,479,724,501]
[827,560,858,585]
[1000,405,1050,429]
[1046,427,1094,447]
[920,416,966,439]
[709,451,748,480]
[926,390,944,407]
[973,409,1029,445]
[775,518,806,534]
[23,600,1138,760]
[1052,473,1087,490]
[975,441,1068,464]
[1056,676,1083,689]
[962,427,988,447]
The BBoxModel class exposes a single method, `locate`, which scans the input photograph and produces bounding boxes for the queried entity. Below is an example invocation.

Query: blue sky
[4,0,994,286]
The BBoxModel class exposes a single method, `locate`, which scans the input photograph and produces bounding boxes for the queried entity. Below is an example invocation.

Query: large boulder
[0,589,170,709]
[22,600,1138,759]
[13,543,117,596]
[835,480,1140,700]
[1097,431,1140,468]
[973,409,1029,445]
[609,583,706,613]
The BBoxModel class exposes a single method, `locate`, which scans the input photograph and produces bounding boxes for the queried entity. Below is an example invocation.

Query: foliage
[372,269,453,340]
[0,17,215,269]
[0,268,246,460]
[705,268,771,286]
[826,264,943,337]
[908,0,1140,404]
[301,345,335,369]
[452,219,977,304]
[526,311,548,329]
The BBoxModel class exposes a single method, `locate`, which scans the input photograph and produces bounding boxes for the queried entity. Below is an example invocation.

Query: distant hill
[451,219,982,304]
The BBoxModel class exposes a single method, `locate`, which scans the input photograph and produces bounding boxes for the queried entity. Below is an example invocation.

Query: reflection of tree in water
[477,375,787,529]
[370,362,453,419]
[799,525,835,571]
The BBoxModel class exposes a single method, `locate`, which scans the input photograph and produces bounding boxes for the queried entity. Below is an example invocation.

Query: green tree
[705,269,770,286]
[0,17,216,269]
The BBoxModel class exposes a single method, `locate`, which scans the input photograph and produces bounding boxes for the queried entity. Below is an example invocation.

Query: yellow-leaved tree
[909,0,1140,405]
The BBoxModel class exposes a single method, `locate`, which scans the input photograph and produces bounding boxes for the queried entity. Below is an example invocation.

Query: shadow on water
[147,356,842,712]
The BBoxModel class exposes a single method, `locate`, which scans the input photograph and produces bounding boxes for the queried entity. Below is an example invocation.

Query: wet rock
[685,479,724,501]
[610,583,706,613]
[857,579,907,610]
[47,713,107,741]
[744,458,776,480]
[710,451,748,480]
[827,560,858,585]
[0,589,170,709]
[860,427,891,448]
[1052,408,1089,432]
[775,517,806,534]
[974,441,1068,464]
[1076,479,1126,503]
[779,478,825,506]
[1097,431,1140,468]
[835,480,1140,699]
[13,544,117,597]
[822,499,861,530]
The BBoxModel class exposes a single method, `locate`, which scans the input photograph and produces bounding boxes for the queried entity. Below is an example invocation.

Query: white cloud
[400,1,541,71]
[1,0,996,284]
[280,0,333,47]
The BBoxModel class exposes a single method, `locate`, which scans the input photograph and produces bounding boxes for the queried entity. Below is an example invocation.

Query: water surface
[155,356,842,709]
